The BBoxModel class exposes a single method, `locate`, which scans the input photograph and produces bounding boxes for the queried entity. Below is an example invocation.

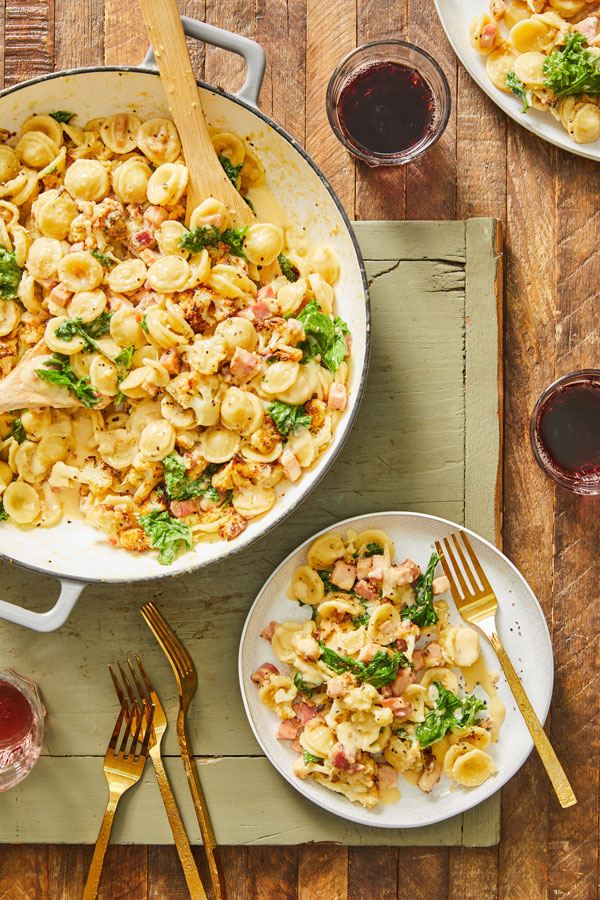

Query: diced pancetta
[367,555,385,583]
[356,557,371,580]
[257,284,276,302]
[230,347,262,381]
[479,21,497,48]
[328,741,359,771]
[48,283,72,308]
[422,641,444,668]
[143,205,169,228]
[327,382,347,411]
[432,575,451,596]
[354,580,379,603]
[358,642,384,663]
[391,669,415,697]
[280,447,302,482]
[576,16,599,42]
[381,697,413,719]
[297,702,318,726]
[330,560,357,591]
[377,764,399,791]
[276,718,301,740]
[169,498,202,518]
[412,649,425,672]
[260,621,278,642]
[326,672,354,698]
[391,558,420,586]
[250,662,279,685]
[159,348,180,375]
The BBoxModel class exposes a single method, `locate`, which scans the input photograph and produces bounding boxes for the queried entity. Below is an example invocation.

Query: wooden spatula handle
[138,0,254,227]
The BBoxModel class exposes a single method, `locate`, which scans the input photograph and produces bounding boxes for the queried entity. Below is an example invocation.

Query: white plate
[238,511,553,829]
[435,0,600,161]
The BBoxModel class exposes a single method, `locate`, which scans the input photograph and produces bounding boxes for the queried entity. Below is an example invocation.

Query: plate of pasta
[239,511,553,827]
[0,16,370,632]
[435,0,600,160]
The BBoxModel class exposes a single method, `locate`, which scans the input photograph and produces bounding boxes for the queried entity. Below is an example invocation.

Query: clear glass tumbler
[0,669,45,791]
[326,40,451,166]
[530,369,600,495]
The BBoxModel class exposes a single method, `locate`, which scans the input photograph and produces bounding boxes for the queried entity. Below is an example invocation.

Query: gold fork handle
[82,788,122,900]
[151,752,209,900]
[489,633,577,809]
[178,717,227,900]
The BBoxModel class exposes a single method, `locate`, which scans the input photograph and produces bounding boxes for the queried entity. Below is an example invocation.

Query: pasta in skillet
[251,531,505,808]
[471,0,600,143]
[0,111,352,564]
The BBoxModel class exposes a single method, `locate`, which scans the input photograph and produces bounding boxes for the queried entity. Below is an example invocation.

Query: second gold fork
[110,657,208,900]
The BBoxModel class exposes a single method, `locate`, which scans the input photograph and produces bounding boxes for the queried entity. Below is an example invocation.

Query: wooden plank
[348,848,397,900]
[298,846,348,900]
[247,847,298,900]
[306,0,355,214]
[220,846,248,900]
[397,848,449,900]
[147,846,191,900]
[205,0,252,97]
[355,1,407,222]
[104,0,147,67]
[405,4,456,220]
[4,0,53,86]
[54,0,103,69]
[256,0,306,144]
[0,845,47,899]
[546,147,600,900]
[47,846,91,900]
[449,848,498,900]
[497,121,556,900]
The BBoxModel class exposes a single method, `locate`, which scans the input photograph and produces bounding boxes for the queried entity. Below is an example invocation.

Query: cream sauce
[379,785,402,805]
[461,656,506,741]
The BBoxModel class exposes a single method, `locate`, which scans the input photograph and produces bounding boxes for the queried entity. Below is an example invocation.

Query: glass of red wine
[0,669,45,791]
[530,370,600,494]
[326,40,451,166]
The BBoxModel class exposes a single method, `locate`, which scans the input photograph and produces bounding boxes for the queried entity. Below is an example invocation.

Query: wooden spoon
[138,0,255,228]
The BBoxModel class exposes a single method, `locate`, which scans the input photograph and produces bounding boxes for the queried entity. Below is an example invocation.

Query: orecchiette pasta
[470,2,600,143]
[0,112,352,565]
[252,530,504,808]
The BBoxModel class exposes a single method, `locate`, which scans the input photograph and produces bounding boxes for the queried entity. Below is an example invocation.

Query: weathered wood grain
[354,1,407,222]
[247,847,298,900]
[349,848,397,900]
[405,4,456,220]
[4,0,53,86]
[397,848,449,900]
[497,121,557,900]
[305,0,355,213]
[449,848,497,900]
[256,0,305,144]
[0,845,47,899]
[298,846,348,900]
[47,846,91,900]
[54,0,103,69]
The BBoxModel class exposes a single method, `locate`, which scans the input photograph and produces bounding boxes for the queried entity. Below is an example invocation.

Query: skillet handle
[141,16,266,110]
[0,577,85,632]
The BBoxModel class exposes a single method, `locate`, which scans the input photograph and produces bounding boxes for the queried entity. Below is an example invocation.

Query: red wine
[337,61,435,156]
[0,679,33,748]
[536,381,600,475]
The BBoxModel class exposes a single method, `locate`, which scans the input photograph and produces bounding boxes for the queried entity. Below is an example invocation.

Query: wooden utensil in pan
[138,0,255,228]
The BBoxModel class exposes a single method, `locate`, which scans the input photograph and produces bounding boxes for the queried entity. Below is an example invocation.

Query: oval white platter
[238,511,554,829]
[435,0,600,161]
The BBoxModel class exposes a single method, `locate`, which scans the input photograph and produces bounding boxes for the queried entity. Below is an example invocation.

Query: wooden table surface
[0,1,594,898]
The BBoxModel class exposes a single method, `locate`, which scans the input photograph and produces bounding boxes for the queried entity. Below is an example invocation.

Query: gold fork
[435,530,576,809]
[141,601,227,900]
[109,657,208,900]
[83,699,153,900]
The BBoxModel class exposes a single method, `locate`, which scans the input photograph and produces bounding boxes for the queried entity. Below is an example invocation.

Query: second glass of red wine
[326,41,451,166]
[530,370,600,494]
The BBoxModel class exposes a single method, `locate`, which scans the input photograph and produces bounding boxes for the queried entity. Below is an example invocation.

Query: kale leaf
[302,750,324,765]
[35,353,98,407]
[218,153,243,187]
[0,248,23,301]
[90,249,114,268]
[293,672,315,699]
[179,225,248,258]
[137,509,193,565]
[266,401,312,436]
[401,552,440,628]
[55,313,112,357]
[297,299,350,373]
[140,314,149,334]
[318,642,407,688]
[506,72,529,113]
[415,682,486,748]
[277,252,299,283]
[0,500,6,521]
[162,452,220,503]
[10,418,26,444]
[543,31,600,97]
[364,542,384,556]
[49,110,76,123]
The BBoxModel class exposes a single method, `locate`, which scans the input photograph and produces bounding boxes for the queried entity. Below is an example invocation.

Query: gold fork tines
[435,530,577,810]
[82,695,153,900]
[110,657,208,900]
[141,601,227,900]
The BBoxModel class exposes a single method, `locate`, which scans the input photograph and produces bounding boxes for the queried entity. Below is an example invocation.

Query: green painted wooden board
[0,219,503,846]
